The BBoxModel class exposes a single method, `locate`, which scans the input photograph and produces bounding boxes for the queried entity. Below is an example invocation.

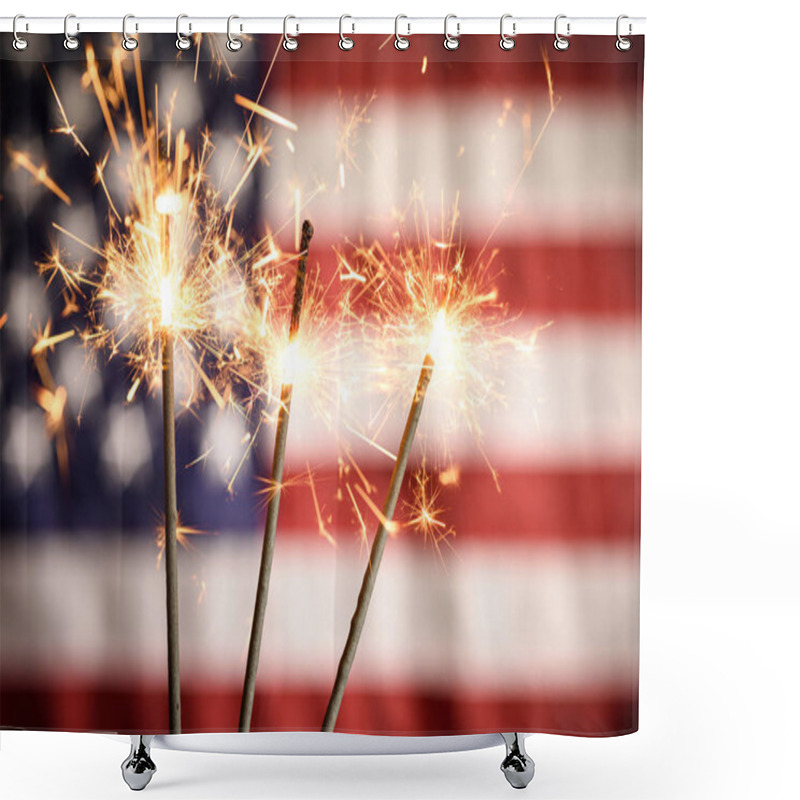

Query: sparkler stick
[239,219,314,733]
[159,197,182,735]
[321,350,435,732]
[162,329,181,734]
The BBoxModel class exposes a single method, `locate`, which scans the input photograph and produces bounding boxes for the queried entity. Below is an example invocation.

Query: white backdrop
[1,1,798,799]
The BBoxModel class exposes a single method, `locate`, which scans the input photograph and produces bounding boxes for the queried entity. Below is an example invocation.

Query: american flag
[0,33,642,736]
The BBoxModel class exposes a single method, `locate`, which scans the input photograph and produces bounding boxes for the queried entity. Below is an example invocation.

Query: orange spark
[355,483,400,536]
[8,149,72,205]
[307,464,336,547]
[234,94,298,132]
[31,323,75,356]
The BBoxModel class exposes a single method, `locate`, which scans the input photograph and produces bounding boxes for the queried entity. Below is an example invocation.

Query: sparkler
[34,45,291,733]
[239,219,314,733]
[321,191,546,730]
[321,313,452,732]
[342,193,518,468]
[158,192,182,734]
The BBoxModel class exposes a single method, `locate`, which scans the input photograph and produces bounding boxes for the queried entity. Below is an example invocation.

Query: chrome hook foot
[121,735,156,791]
[500,733,535,790]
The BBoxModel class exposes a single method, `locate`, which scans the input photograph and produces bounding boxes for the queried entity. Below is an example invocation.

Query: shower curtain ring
[227,15,243,52]
[12,14,28,51]
[122,14,138,50]
[394,15,410,50]
[554,14,570,51]
[444,14,460,51]
[616,15,632,51]
[283,15,299,51]
[339,15,355,50]
[176,14,192,51]
[63,14,80,50]
[499,14,516,50]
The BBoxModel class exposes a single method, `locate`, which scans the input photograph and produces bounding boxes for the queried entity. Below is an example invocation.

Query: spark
[154,516,207,567]
[231,260,352,434]
[345,481,368,548]
[30,348,71,485]
[40,46,284,426]
[7,148,72,205]
[404,464,455,559]
[51,222,104,257]
[438,464,460,487]
[234,94,298,132]
[34,384,68,436]
[508,47,560,202]
[43,65,90,156]
[355,482,400,536]
[31,321,75,356]
[336,90,375,190]
[126,377,142,403]
[38,246,86,297]
[340,190,526,466]
[307,463,336,547]
[191,572,208,606]
[85,43,120,154]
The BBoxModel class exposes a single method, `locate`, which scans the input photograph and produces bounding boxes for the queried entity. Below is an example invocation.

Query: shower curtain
[0,30,642,737]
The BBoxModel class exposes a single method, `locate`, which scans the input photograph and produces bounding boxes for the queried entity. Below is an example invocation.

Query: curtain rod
[0,16,646,37]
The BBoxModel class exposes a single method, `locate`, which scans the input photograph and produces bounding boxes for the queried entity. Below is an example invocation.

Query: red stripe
[305,242,641,318]
[262,34,644,102]
[495,244,641,317]
[267,467,640,545]
[0,679,637,737]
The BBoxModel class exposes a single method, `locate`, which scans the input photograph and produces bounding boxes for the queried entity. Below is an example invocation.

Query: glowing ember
[155,191,183,216]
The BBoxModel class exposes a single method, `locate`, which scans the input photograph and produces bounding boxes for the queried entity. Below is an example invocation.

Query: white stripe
[0,535,638,693]
[272,316,641,470]
[263,97,641,242]
[0,319,638,492]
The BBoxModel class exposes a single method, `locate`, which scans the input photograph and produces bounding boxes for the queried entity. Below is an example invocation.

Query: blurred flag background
[0,33,641,735]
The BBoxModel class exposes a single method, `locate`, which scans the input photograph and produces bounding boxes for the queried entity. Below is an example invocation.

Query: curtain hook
[554,14,570,51]
[12,14,29,51]
[176,14,192,51]
[63,13,80,51]
[443,14,460,51]
[616,15,632,51]
[122,14,138,50]
[339,14,355,50]
[394,15,410,51]
[283,15,298,51]
[227,15,243,52]
[499,14,516,50]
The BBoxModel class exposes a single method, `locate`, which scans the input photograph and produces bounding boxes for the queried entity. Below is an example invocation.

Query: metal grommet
[443,13,460,51]
[63,13,80,50]
[616,14,632,51]
[121,14,138,50]
[176,14,192,51]
[283,15,298,51]
[499,14,516,50]
[339,14,354,50]
[12,14,29,51]
[554,14,570,51]
[227,15,243,52]
[394,14,410,50]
